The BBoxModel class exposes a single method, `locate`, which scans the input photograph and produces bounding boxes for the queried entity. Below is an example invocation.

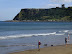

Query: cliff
[13,6,72,22]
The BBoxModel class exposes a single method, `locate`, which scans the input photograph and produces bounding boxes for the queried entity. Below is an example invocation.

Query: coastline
[9,44,72,54]
[4,20,72,22]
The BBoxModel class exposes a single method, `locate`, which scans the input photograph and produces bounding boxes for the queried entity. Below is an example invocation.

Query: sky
[0,0,72,21]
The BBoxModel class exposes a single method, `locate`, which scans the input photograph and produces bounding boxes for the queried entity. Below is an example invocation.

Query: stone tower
[62,4,65,8]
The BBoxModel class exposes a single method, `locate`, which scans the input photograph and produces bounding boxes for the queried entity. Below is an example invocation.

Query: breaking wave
[0,32,65,40]
[59,30,69,33]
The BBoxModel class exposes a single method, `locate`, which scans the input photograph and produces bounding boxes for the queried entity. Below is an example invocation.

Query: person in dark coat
[65,37,67,46]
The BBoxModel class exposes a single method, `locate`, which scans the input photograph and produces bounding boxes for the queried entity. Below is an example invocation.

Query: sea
[0,21,72,54]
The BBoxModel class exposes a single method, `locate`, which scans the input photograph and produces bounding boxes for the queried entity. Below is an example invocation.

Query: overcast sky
[0,0,72,21]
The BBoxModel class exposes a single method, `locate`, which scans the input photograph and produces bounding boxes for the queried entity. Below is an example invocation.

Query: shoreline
[4,20,72,22]
[9,44,72,54]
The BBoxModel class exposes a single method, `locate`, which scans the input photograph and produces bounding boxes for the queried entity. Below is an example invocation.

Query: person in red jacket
[38,40,41,51]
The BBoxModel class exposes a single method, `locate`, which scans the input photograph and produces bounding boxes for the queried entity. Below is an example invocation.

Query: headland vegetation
[6,4,72,22]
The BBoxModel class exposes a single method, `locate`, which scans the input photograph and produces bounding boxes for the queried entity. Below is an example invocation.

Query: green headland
[13,4,72,22]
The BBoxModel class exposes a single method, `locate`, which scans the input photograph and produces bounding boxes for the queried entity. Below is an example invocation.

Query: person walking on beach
[65,37,67,46]
[38,40,41,51]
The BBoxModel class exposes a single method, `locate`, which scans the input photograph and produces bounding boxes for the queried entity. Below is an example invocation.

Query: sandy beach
[9,44,72,54]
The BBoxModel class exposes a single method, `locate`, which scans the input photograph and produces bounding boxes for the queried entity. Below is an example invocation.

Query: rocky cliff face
[13,7,72,21]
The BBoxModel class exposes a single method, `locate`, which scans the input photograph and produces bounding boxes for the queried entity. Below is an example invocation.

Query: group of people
[38,37,69,50]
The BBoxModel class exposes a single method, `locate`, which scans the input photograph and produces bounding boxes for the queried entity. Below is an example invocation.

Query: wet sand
[9,44,72,54]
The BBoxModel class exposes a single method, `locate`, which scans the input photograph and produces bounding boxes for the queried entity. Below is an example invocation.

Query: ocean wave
[0,32,65,40]
[55,33,65,35]
[58,30,72,35]
[63,30,69,32]
[59,30,69,33]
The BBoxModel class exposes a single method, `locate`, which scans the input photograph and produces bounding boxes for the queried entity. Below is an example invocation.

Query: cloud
[42,4,61,8]
[51,0,72,3]
[64,0,72,3]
